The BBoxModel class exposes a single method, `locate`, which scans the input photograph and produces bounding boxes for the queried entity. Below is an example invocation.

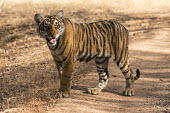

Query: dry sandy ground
[0,1,170,113]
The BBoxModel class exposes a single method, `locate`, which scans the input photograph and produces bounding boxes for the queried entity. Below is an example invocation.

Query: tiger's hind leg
[118,59,140,96]
[87,58,109,95]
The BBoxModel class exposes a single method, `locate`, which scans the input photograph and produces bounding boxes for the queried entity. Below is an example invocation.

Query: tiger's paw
[56,91,70,98]
[86,88,101,95]
[123,88,134,96]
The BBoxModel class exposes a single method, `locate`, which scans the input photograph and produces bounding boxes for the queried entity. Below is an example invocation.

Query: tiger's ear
[56,10,64,20]
[34,14,43,24]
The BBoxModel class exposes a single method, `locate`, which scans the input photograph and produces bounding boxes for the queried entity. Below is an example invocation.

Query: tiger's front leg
[55,63,62,79]
[56,60,75,98]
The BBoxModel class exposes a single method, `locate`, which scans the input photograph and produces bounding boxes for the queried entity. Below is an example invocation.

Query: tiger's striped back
[72,20,129,65]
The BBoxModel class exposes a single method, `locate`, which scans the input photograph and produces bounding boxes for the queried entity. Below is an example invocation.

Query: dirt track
[0,1,170,113]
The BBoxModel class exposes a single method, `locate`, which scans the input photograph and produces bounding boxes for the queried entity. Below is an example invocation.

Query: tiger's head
[34,10,65,46]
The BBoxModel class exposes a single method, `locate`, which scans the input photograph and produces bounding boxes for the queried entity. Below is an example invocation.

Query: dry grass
[0,0,170,112]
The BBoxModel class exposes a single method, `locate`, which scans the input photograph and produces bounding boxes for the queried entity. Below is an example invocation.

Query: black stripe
[77,24,86,59]
[106,22,114,55]
[85,57,93,62]
[97,69,108,73]
[62,57,68,62]
[106,23,113,56]
[93,26,100,53]
[54,59,62,63]
[86,24,92,36]
[99,78,108,81]
[55,55,67,64]
[121,29,128,66]
[108,21,117,59]
[110,24,115,48]
[95,23,106,34]
[80,23,85,41]
[58,38,65,49]
[85,54,97,62]
[53,47,72,64]
[78,46,88,61]
[62,74,71,78]
[120,61,127,70]
[78,41,85,59]
[93,24,103,47]
[75,24,82,53]
[99,34,103,47]
[100,22,108,35]
[122,69,129,74]
[57,40,68,56]
[97,23,107,45]
[114,44,117,61]
[86,24,92,60]
[89,24,96,45]
[92,24,101,54]
[108,20,115,28]
[99,34,106,57]
[55,37,60,49]
[117,27,125,66]
[84,24,89,52]
[115,22,121,61]
[95,58,108,64]
[79,24,89,61]
[101,22,108,30]
[62,46,72,60]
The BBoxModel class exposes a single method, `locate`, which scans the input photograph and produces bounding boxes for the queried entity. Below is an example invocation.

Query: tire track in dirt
[130,28,170,54]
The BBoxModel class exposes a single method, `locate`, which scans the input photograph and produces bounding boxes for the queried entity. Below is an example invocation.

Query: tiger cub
[34,10,140,98]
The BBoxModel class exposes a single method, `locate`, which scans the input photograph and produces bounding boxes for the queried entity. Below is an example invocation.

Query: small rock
[112,75,117,77]
[160,79,164,81]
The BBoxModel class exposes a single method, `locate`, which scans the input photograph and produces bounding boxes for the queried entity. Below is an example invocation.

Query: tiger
[34,10,140,98]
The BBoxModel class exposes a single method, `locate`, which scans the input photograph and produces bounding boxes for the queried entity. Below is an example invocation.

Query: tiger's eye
[53,20,58,26]
[44,21,49,26]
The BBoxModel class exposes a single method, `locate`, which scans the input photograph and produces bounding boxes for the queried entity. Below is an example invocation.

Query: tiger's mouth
[46,36,56,45]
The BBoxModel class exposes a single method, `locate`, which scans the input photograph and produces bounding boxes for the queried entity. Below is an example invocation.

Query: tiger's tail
[118,59,140,80]
[134,69,140,80]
